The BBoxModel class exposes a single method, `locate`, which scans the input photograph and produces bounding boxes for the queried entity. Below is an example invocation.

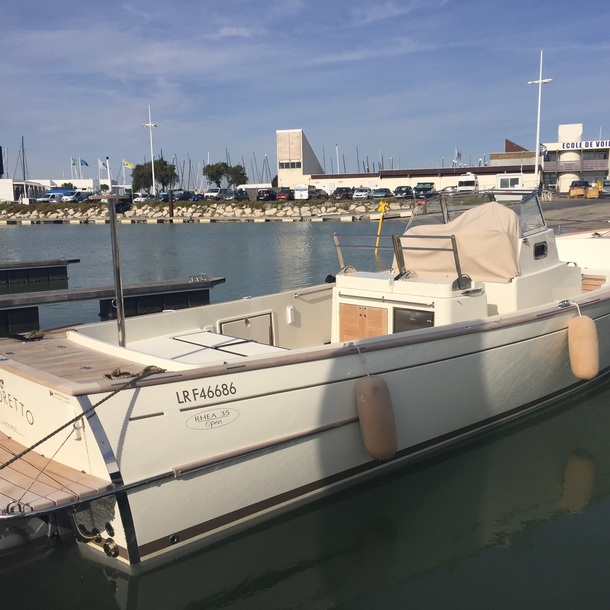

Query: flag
[123,159,134,169]
[539,143,548,159]
[98,159,107,170]
[80,159,89,167]
[71,157,77,166]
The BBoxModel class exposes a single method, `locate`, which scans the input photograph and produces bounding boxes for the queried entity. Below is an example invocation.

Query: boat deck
[0,329,289,389]
[0,431,112,515]
[0,333,143,386]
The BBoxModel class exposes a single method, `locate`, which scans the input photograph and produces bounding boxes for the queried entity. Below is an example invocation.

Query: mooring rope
[350,342,371,377]
[21,328,78,341]
[0,364,165,472]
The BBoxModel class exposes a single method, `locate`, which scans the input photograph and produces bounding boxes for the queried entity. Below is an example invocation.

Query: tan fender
[568,316,599,380]
[355,376,397,461]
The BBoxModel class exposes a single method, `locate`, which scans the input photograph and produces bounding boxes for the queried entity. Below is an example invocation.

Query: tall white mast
[143,105,158,194]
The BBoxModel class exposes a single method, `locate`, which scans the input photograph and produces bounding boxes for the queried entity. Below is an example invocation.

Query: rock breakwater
[0,200,414,224]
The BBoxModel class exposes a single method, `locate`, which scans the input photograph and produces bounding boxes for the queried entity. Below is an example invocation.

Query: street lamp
[527,50,552,189]
[143,105,158,195]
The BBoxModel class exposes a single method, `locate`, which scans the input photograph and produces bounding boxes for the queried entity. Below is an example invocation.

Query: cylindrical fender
[355,376,397,461]
[568,315,599,380]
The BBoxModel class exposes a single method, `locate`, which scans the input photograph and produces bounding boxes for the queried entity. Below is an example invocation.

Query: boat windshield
[404,191,546,238]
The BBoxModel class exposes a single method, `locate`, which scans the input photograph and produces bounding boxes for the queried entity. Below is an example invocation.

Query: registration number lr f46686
[176,382,237,405]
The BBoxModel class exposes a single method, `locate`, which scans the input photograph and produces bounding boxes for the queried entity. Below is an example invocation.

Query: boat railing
[333,232,471,290]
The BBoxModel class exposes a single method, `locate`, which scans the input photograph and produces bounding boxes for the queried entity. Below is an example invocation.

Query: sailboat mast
[21,136,27,181]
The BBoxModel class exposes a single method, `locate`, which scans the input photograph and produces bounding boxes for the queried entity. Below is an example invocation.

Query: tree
[131,163,151,193]
[203,162,248,188]
[155,158,178,191]
[226,164,248,188]
[61,182,74,190]
[132,159,178,193]
[203,162,229,187]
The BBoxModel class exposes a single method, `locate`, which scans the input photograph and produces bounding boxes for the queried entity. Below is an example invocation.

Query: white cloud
[349,0,450,26]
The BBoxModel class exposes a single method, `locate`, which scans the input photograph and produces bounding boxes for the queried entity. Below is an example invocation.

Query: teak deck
[0,333,141,385]
[0,431,112,514]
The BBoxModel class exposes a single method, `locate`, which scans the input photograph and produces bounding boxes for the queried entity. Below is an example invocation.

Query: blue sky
[2,0,610,184]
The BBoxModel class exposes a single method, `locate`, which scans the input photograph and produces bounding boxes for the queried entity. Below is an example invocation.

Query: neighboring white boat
[1,193,609,570]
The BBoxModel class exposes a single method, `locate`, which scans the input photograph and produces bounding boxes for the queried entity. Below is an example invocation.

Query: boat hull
[53,295,610,566]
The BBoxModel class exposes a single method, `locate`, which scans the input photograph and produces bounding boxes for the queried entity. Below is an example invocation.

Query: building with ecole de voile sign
[276,124,610,196]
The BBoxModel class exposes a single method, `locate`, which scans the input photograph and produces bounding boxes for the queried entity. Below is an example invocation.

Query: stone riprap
[0,200,413,224]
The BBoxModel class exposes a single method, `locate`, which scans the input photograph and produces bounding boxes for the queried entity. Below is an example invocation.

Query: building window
[583,151,608,160]
[498,176,521,188]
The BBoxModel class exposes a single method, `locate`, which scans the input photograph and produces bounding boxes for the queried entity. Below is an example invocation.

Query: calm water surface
[1,221,395,329]
[2,222,610,609]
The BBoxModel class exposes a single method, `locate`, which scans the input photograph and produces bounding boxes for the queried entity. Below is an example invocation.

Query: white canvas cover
[398,202,520,283]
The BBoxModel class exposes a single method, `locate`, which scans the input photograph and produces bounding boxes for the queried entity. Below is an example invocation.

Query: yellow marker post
[375,201,389,254]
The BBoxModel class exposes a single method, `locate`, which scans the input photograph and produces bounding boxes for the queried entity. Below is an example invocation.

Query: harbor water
[2,221,610,609]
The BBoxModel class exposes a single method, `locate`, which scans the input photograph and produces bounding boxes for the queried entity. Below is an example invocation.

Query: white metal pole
[528,50,552,189]
[143,106,157,195]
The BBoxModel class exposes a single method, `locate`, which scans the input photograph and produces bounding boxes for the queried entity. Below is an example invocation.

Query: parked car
[234,189,250,201]
[353,187,372,200]
[36,193,64,203]
[569,180,590,198]
[331,187,353,200]
[172,190,193,201]
[133,193,154,203]
[413,182,436,199]
[190,194,205,201]
[114,198,132,213]
[602,180,610,198]
[62,191,93,202]
[204,188,232,200]
[256,188,277,201]
[393,186,414,199]
[314,189,329,200]
[371,188,393,199]
[60,191,78,202]
[276,188,294,201]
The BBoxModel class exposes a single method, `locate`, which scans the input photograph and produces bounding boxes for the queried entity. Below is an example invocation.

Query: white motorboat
[1,193,608,569]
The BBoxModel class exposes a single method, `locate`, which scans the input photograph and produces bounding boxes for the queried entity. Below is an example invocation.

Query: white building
[276,124,610,195]
[0,177,120,203]
[540,123,609,192]
[276,129,324,188]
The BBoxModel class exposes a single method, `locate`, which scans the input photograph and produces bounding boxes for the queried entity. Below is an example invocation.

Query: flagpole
[528,50,553,189]
[143,106,158,195]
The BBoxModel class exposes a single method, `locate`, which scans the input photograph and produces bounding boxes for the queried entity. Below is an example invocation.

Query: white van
[294,184,310,200]
[456,173,479,193]
[36,192,64,203]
